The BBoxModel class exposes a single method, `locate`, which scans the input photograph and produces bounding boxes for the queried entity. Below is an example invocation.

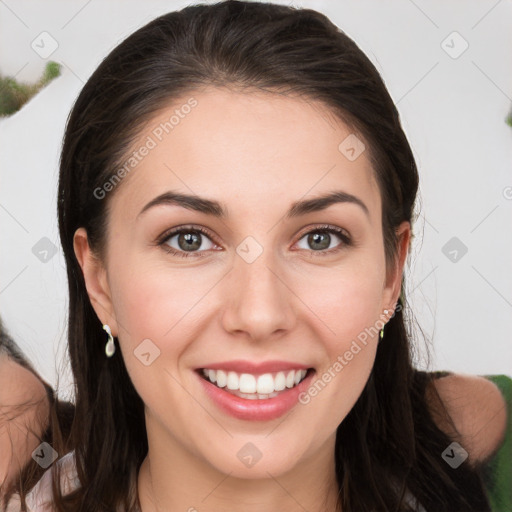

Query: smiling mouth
[197,367,315,400]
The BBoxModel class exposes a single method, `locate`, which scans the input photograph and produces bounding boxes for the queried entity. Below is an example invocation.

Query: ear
[382,220,411,311]
[73,227,119,337]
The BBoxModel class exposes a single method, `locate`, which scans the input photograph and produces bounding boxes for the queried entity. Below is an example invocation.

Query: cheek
[294,252,385,347]
[109,255,210,343]
[108,259,208,416]
[292,250,384,416]
[107,254,223,400]
[299,272,379,433]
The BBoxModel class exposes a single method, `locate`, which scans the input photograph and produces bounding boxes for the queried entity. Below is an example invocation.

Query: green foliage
[40,61,61,85]
[0,61,62,117]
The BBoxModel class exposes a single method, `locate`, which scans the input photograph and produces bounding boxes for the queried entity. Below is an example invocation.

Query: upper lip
[196,360,313,375]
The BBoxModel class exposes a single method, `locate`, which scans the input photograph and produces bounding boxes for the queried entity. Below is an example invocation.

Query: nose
[221,251,296,342]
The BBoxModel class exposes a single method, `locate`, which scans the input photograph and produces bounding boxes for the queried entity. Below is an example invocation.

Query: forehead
[108,87,380,224]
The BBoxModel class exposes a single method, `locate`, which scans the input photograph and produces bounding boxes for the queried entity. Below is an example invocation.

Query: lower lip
[196,369,315,421]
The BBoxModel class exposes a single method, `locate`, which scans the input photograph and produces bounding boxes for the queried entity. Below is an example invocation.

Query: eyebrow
[137,189,370,220]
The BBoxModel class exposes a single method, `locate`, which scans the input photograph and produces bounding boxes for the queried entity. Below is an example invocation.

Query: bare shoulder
[428,373,508,464]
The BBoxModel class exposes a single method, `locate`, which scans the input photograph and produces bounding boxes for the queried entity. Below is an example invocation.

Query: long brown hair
[20,1,494,510]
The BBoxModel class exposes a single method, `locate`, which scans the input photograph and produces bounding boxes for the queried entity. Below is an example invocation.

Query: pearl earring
[103,324,116,357]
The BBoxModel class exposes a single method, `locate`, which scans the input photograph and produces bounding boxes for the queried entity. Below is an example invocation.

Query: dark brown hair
[16,1,494,510]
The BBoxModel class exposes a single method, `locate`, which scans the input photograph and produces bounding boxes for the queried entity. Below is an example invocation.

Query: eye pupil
[308,232,330,250]
[179,232,201,251]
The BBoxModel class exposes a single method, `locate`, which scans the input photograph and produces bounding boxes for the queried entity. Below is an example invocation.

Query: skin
[427,373,507,465]
[0,353,49,501]
[73,88,505,511]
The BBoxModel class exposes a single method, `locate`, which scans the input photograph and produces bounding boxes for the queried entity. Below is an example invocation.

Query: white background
[1,0,511,398]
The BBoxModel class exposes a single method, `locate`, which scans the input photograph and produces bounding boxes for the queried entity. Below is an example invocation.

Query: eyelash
[156,224,352,259]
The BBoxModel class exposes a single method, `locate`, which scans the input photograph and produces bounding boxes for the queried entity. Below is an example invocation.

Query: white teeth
[274,372,286,391]
[226,371,239,390]
[256,373,273,394]
[239,373,256,393]
[201,368,308,395]
[216,369,227,388]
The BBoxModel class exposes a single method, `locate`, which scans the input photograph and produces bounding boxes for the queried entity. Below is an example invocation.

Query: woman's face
[75,87,409,479]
